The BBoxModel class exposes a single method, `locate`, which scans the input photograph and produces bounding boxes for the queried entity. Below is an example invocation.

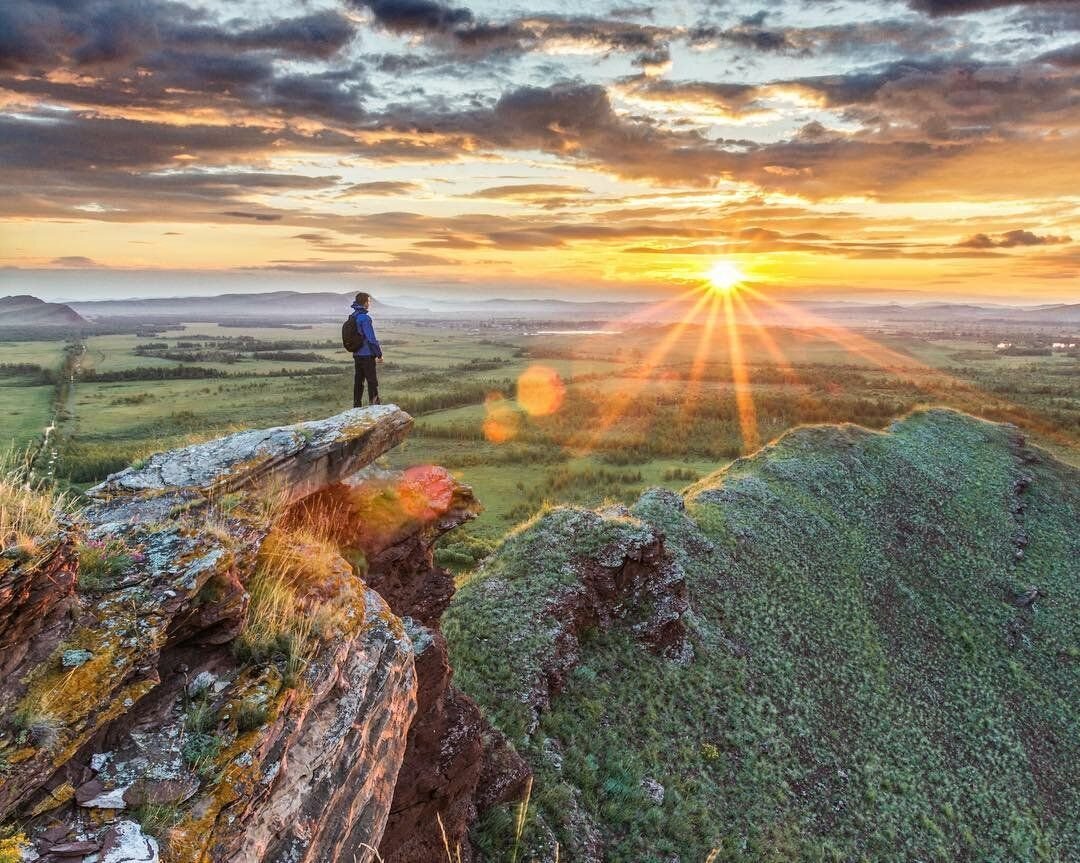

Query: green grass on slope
[446,409,1080,863]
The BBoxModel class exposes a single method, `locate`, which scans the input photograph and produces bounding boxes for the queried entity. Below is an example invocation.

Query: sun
[706,259,745,294]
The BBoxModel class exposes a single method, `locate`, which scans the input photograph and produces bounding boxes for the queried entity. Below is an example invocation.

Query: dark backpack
[342,314,365,353]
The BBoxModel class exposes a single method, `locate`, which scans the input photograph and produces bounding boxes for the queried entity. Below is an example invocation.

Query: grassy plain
[0,340,67,449]
[0,318,1076,550]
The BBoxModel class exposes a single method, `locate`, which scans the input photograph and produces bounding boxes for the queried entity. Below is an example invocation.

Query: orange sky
[0,0,1077,301]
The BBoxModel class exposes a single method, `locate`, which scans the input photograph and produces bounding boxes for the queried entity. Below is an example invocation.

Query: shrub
[9,706,61,751]
[184,701,218,735]
[236,700,269,734]
[77,539,135,591]
[131,801,183,839]
[435,528,498,574]
[663,467,701,482]
[181,732,222,779]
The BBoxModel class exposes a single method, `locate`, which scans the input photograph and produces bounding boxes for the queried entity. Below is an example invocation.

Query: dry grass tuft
[0,447,69,560]
[510,775,533,863]
[437,812,462,863]
[235,522,358,673]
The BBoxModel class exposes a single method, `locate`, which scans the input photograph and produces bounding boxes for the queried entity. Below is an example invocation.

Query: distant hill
[70,291,650,322]
[69,290,1080,326]
[447,409,1080,861]
[70,291,410,321]
[794,301,1080,325]
[1006,303,1080,323]
[0,294,86,326]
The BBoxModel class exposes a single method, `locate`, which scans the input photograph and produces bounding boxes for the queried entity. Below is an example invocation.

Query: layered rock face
[0,407,520,863]
[283,465,530,862]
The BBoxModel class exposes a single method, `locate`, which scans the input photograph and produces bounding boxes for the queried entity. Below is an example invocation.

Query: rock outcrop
[445,503,692,742]
[87,404,413,512]
[0,407,522,863]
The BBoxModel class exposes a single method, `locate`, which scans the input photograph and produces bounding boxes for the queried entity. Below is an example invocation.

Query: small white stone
[102,820,159,863]
[188,671,217,697]
[80,784,132,809]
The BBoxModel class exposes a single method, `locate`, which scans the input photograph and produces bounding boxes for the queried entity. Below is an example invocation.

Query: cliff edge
[0,406,521,863]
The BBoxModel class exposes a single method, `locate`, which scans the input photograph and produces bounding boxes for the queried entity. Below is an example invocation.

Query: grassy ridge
[446,409,1080,862]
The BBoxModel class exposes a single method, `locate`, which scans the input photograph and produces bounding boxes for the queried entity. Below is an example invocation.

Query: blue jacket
[351,303,382,358]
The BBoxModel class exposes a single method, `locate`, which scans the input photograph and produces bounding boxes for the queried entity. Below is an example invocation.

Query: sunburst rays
[489,271,1073,468]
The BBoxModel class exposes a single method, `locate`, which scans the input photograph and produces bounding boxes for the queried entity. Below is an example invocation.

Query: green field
[1,319,1077,552]
[0,340,68,449]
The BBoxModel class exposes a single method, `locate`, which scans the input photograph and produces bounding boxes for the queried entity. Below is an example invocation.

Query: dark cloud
[777,58,1080,142]
[957,229,1072,247]
[908,0,1071,16]
[356,0,474,35]
[51,256,102,267]
[718,25,797,52]
[618,77,767,114]
[0,1,357,72]
[263,58,1070,202]
[0,112,281,173]
[686,20,951,58]
[220,211,284,222]
[0,109,349,221]
[0,1,367,124]
[351,0,674,65]
[340,181,424,196]
[218,11,356,58]
[1038,43,1080,67]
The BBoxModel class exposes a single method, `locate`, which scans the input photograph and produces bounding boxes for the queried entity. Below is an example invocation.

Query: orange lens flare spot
[516,365,565,417]
[395,464,456,521]
[483,393,522,443]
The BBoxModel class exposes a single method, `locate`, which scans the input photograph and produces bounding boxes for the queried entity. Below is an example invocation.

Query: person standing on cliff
[350,292,383,407]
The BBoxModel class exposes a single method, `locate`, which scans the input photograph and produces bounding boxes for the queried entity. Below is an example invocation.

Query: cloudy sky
[1,0,1078,301]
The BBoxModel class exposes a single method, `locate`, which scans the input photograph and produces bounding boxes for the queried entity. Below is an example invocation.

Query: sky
[0,0,1078,302]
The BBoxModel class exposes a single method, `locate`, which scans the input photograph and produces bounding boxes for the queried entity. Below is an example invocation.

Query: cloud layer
[0,0,1076,297]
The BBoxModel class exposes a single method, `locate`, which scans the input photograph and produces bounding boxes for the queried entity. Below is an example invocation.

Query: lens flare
[483,393,522,443]
[706,260,744,295]
[517,365,565,416]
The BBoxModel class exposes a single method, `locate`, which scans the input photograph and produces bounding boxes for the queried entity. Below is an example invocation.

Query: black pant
[353,356,379,407]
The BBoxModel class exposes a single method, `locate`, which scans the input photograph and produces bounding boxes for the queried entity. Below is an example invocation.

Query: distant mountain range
[69,291,652,322]
[0,294,86,326]
[11,290,1080,327]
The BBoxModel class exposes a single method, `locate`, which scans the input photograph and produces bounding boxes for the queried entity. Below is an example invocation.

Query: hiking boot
[370,396,381,405]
